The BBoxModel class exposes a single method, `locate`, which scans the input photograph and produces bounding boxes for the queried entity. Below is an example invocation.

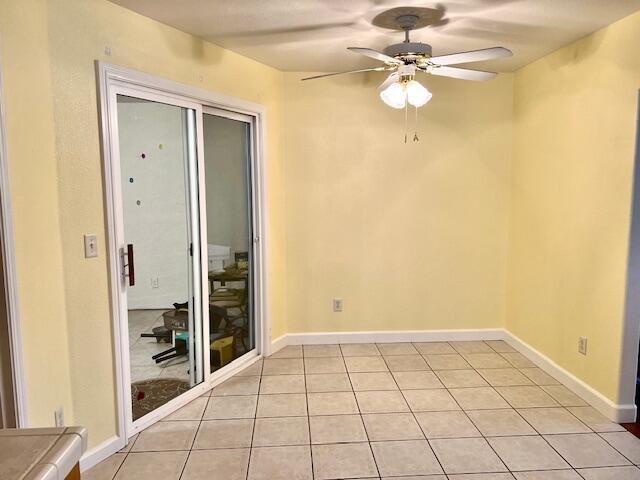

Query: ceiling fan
[302,7,513,110]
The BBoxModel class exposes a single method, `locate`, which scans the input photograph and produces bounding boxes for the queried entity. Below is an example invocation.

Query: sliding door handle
[121,244,135,286]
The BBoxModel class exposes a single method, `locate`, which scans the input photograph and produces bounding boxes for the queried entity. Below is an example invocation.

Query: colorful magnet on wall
[129,177,134,183]
[141,153,146,159]
[136,200,141,206]
[159,144,164,150]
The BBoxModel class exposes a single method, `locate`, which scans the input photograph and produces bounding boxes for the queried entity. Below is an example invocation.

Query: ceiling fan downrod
[397,14,419,43]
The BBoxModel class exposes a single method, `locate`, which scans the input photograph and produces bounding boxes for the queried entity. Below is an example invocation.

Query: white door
[110,88,206,428]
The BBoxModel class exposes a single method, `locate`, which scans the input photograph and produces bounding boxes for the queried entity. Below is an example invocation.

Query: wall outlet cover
[54,407,64,427]
[578,336,588,355]
[333,298,343,312]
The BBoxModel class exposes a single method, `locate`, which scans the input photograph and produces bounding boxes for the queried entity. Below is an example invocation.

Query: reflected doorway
[203,110,256,372]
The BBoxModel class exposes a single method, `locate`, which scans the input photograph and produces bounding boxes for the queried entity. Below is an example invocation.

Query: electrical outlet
[333,298,343,312]
[151,277,159,289]
[54,407,64,427]
[578,336,588,355]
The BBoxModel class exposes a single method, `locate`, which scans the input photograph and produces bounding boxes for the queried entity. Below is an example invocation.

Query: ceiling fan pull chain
[413,105,419,142]
[404,101,409,143]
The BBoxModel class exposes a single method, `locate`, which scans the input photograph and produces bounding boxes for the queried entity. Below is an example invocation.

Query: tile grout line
[244,359,263,480]
[485,342,583,476]
[342,344,382,480]
[483,342,593,476]
[98,340,640,479]
[387,343,448,477]
[464,340,561,476]
[302,346,316,480]
[175,393,210,479]
[440,341,510,475]
[594,430,639,467]
[110,426,144,479]
[109,449,130,480]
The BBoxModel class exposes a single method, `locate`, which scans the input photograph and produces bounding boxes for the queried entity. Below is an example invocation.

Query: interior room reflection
[120,96,254,421]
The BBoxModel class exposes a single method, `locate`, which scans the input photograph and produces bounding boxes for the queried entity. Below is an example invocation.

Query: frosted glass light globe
[406,80,432,107]
[379,82,406,109]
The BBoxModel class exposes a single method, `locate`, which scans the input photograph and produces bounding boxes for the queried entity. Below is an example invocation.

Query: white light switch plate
[84,234,98,258]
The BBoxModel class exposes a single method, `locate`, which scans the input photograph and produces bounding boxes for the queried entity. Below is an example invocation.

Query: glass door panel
[203,111,255,371]
[116,94,203,422]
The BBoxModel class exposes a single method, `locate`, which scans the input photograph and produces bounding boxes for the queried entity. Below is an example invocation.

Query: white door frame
[619,90,640,422]
[0,43,27,427]
[97,62,271,448]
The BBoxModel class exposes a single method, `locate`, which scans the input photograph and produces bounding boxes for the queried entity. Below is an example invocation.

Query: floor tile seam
[450,396,513,475]
[514,406,593,436]
[182,344,612,477]
[339,349,382,480]
[533,430,592,471]
[303,349,316,480]
[486,381,561,410]
[590,431,639,467]
[125,438,611,451]
[429,366,536,475]
[176,448,193,480]
[386,358,446,477]
[244,368,263,480]
[109,450,130,480]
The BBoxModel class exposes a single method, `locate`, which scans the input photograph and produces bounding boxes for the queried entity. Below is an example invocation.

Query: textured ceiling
[109,0,640,72]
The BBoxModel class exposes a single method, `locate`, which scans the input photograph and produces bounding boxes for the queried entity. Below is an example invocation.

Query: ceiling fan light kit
[302,6,513,139]
[378,65,432,109]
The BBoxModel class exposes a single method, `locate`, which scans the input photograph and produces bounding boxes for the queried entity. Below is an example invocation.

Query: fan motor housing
[384,42,432,59]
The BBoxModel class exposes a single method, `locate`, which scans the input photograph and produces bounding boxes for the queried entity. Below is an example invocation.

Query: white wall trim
[270,333,288,353]
[0,42,28,427]
[502,330,635,423]
[277,329,505,348]
[619,90,640,418]
[272,328,634,422]
[79,435,121,472]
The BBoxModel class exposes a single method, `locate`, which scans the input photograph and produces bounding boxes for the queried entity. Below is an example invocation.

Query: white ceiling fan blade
[428,66,497,81]
[301,67,387,81]
[348,47,403,66]
[378,71,400,90]
[430,47,512,66]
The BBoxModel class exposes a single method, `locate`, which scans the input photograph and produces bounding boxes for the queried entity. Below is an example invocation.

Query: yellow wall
[2,0,639,453]
[507,10,640,403]
[282,72,513,334]
[0,0,74,429]
[0,0,286,448]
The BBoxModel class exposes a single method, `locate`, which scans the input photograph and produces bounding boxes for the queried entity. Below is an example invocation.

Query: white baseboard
[270,333,288,354]
[270,327,635,423]
[80,435,123,472]
[278,329,505,347]
[502,330,636,423]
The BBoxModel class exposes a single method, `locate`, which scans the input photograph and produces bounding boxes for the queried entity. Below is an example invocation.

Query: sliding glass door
[107,83,260,431]
[203,109,256,371]
[115,92,204,423]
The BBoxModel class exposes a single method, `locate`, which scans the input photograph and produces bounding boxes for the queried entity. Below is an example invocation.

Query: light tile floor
[85,341,640,480]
